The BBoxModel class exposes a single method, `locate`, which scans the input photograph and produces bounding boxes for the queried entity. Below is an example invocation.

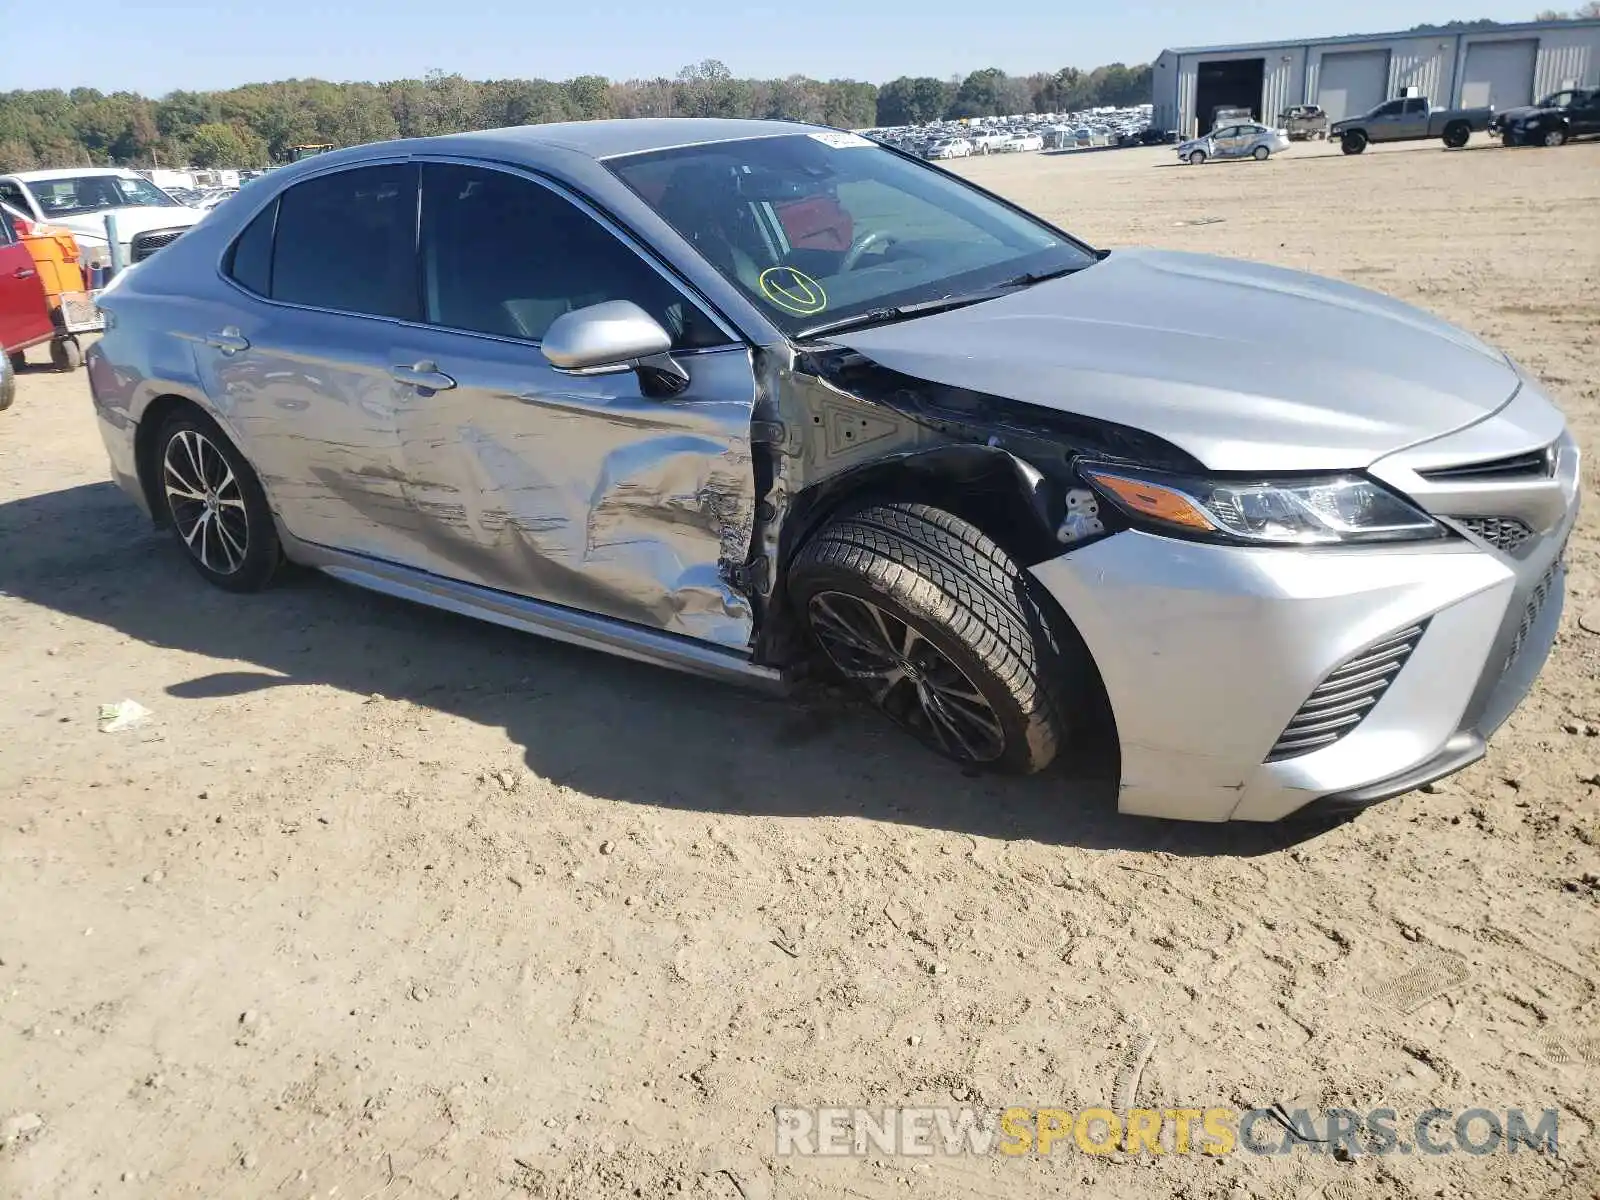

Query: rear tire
[1442,122,1470,149]
[1252,145,1271,160]
[155,408,281,593]
[789,502,1074,774]
[0,351,14,413]
[7,350,24,373]
[1341,131,1367,155]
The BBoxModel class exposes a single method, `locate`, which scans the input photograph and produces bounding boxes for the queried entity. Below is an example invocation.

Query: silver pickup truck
[1329,95,1494,154]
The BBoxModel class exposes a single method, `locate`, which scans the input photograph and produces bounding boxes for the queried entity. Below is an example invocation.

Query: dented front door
[388,332,758,650]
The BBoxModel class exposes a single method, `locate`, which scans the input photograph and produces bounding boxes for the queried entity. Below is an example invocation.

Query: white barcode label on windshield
[808,130,874,149]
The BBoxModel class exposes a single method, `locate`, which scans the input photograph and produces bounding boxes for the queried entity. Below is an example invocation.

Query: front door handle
[13,266,36,279]
[390,362,456,392]
[204,327,250,355]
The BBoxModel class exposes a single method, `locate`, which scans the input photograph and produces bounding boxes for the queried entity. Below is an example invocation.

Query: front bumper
[1030,412,1580,822]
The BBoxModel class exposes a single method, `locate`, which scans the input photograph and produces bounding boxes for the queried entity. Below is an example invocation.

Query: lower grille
[129,228,187,263]
[1504,553,1563,673]
[1458,516,1534,556]
[1267,623,1428,762]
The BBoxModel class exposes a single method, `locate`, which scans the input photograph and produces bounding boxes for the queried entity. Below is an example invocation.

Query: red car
[0,205,56,380]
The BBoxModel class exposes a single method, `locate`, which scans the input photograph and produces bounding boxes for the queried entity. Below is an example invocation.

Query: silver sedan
[87,119,1577,822]
[1178,122,1292,164]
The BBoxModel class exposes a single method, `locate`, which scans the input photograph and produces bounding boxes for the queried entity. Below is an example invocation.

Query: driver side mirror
[541,300,689,396]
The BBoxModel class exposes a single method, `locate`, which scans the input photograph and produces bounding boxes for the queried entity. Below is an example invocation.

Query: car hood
[55,206,203,245]
[825,248,1520,472]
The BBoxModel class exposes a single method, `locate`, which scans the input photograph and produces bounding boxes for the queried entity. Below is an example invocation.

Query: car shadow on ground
[0,482,1341,855]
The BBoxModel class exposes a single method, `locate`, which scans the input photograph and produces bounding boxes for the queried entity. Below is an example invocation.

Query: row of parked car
[868,107,1178,161]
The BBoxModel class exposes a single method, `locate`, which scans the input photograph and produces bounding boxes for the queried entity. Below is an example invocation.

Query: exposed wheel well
[765,461,1120,765]
[133,394,206,527]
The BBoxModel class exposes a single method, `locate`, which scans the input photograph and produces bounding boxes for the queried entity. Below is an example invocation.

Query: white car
[969,131,1010,154]
[1003,133,1045,152]
[924,139,972,160]
[0,168,204,266]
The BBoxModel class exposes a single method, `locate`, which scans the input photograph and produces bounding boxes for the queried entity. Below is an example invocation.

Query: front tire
[0,351,14,413]
[156,409,280,593]
[1341,131,1368,154]
[789,503,1073,774]
[1187,150,1207,165]
[1543,128,1567,147]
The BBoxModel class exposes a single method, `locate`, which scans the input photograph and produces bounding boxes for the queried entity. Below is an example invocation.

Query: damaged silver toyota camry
[87,119,1580,822]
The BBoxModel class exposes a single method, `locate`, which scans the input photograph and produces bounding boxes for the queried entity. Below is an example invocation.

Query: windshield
[606,132,1095,339]
[28,175,181,217]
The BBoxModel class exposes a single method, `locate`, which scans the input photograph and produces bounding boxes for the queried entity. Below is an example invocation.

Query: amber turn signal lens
[1084,470,1217,532]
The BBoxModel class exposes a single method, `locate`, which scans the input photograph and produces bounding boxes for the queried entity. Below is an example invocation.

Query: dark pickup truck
[1329,95,1495,154]
[1496,87,1600,146]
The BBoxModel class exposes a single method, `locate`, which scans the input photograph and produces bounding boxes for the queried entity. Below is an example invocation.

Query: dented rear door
[388,160,759,651]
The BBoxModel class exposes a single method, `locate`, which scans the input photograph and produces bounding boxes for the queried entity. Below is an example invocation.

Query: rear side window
[269,164,419,320]
[227,199,277,295]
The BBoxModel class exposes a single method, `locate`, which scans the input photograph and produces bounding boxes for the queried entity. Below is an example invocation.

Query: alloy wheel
[163,428,250,575]
[808,590,1006,763]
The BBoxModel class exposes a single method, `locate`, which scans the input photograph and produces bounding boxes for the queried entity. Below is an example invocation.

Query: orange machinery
[3,215,102,371]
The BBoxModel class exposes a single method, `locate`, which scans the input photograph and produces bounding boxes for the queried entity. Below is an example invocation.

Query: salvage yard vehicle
[1498,88,1600,146]
[87,119,1580,822]
[1177,122,1291,164]
[1329,95,1494,153]
[0,168,203,268]
[1278,104,1329,140]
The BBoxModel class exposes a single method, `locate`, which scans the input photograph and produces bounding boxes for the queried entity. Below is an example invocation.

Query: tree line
[0,60,1153,172]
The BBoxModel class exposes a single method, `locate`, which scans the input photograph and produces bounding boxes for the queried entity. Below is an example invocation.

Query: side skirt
[278,528,787,694]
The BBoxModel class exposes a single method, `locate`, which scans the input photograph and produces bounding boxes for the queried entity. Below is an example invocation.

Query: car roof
[424,118,827,161]
[7,167,142,182]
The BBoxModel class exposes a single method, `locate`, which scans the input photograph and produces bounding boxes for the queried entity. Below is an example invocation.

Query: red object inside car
[772,196,853,252]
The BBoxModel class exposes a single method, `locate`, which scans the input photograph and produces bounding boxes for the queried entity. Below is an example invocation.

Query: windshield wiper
[797,292,1001,339]
[797,264,1090,341]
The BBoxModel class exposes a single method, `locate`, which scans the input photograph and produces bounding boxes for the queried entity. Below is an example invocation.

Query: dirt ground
[2,136,1598,1200]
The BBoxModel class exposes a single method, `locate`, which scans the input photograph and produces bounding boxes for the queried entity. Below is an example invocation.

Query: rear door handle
[14,267,35,279]
[390,362,456,392]
[204,328,250,354]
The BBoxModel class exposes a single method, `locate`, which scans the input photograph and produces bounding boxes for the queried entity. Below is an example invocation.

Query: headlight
[1080,464,1444,545]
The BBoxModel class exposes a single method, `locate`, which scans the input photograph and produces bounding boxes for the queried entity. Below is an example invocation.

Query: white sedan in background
[1003,132,1045,152]
[924,139,973,160]
[1177,123,1292,164]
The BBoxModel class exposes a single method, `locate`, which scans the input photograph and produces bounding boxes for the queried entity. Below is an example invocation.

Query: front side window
[607,133,1095,338]
[28,175,181,217]
[418,162,723,349]
[1374,100,1404,118]
[270,164,419,320]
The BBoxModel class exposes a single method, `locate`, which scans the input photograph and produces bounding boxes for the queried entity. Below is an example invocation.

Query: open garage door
[1317,50,1391,122]
[1460,39,1537,110]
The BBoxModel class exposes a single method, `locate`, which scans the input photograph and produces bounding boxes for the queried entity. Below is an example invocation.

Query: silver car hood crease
[827,248,1519,472]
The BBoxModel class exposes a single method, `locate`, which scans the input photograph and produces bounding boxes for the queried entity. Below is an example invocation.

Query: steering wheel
[840,229,893,273]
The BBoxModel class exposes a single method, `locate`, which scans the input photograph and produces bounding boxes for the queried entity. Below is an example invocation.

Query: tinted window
[271,164,418,319]
[227,199,277,295]
[418,163,723,349]
[0,181,26,211]
[1403,98,1426,114]
[1374,100,1404,117]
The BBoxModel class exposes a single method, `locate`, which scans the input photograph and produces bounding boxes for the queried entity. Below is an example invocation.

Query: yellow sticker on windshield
[758,266,828,316]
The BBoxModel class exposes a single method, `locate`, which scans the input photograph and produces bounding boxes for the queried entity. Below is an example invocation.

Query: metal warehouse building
[1154,18,1600,136]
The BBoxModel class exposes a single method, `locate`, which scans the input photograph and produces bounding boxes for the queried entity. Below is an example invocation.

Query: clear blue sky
[31,1,1546,93]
